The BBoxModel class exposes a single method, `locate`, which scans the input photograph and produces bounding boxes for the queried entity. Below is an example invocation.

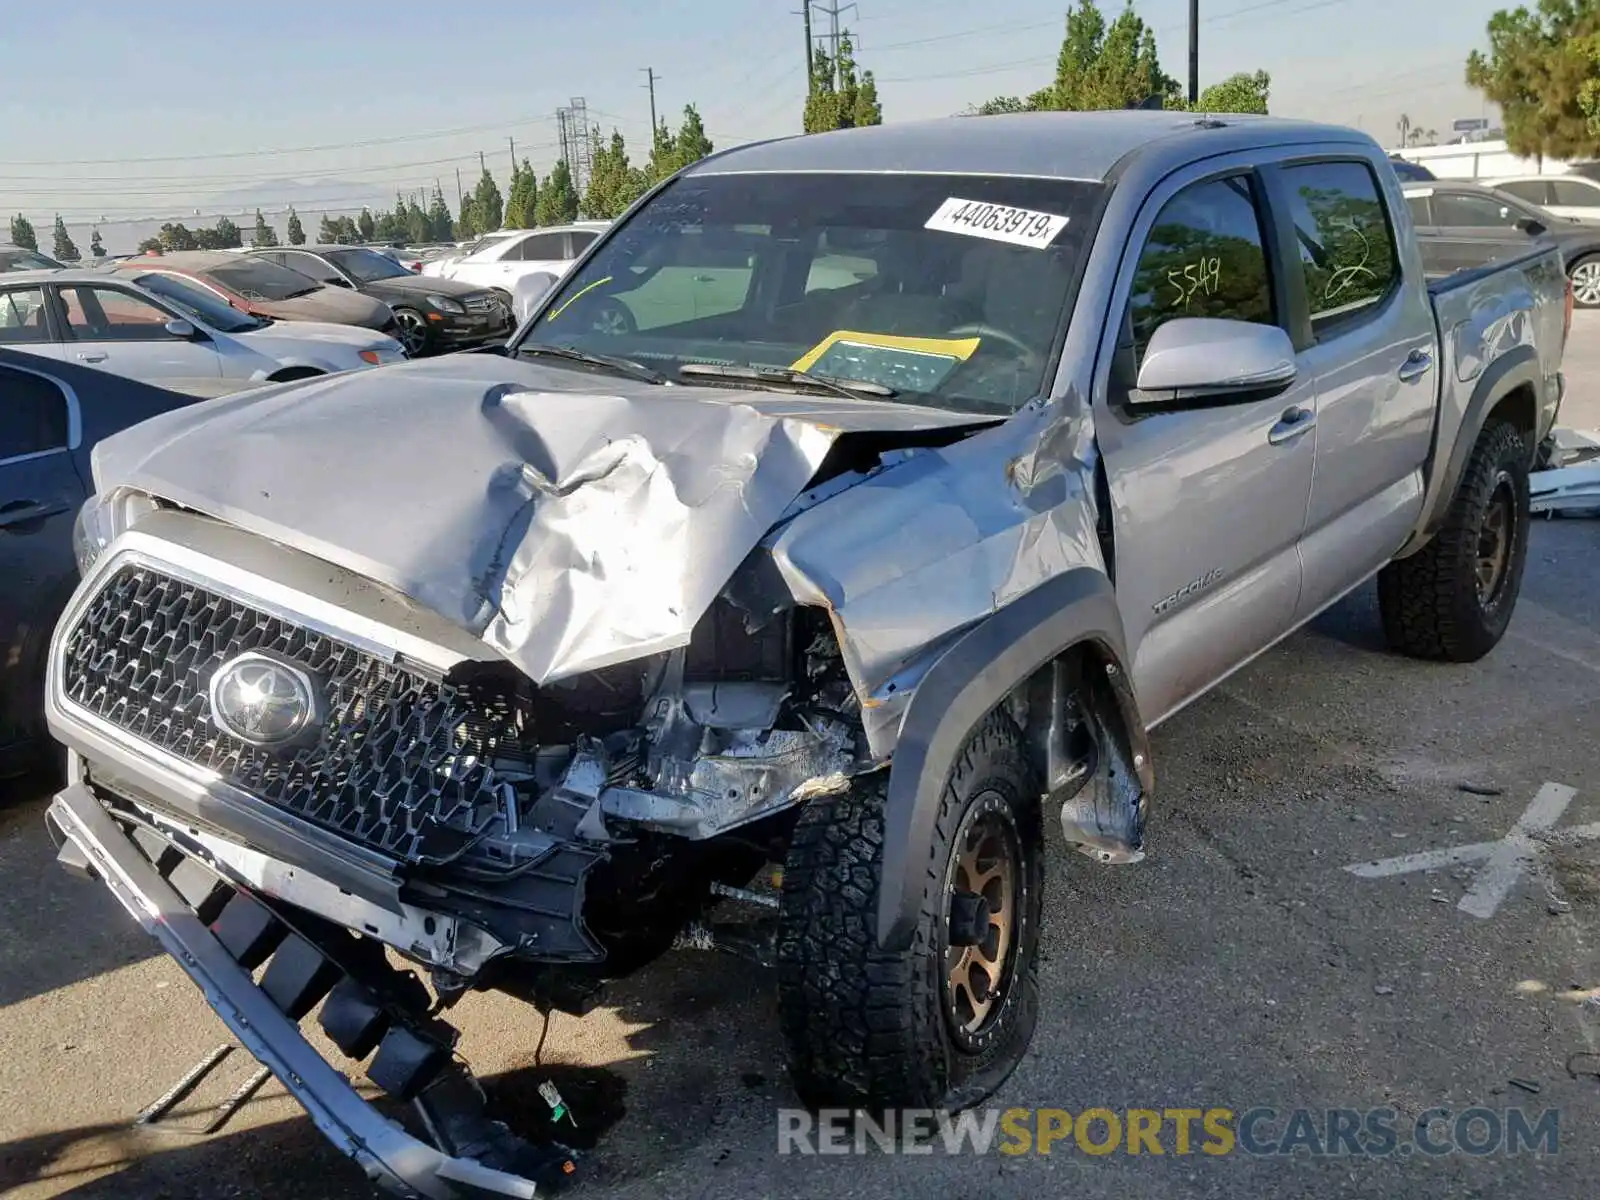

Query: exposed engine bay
[415,594,868,995]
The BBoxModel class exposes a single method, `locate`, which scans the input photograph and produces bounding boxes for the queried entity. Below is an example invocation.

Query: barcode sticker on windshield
[924,197,1069,248]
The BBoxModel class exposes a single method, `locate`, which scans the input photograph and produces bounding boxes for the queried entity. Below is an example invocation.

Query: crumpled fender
[873,566,1146,950]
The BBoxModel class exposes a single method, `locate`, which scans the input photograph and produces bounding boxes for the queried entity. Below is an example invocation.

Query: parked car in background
[1387,156,1436,183]
[0,350,209,777]
[0,244,64,273]
[1488,173,1600,223]
[111,251,400,336]
[422,229,521,275]
[1403,179,1600,305]
[249,245,511,356]
[420,222,610,295]
[0,268,405,394]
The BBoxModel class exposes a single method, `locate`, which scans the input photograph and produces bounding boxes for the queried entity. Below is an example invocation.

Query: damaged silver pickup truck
[45,111,1568,1196]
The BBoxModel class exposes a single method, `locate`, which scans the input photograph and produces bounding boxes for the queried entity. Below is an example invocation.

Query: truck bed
[1417,233,1561,294]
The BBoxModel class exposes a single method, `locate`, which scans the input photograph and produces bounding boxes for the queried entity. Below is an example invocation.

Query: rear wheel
[1378,419,1531,662]
[775,711,1043,1112]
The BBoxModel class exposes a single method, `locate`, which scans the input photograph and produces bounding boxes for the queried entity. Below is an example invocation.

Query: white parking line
[1458,783,1576,918]
[1344,782,1593,919]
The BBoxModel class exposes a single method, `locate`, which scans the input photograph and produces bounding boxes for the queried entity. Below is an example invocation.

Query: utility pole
[798,3,813,88]
[508,136,516,176]
[455,167,464,210]
[478,150,486,176]
[1187,0,1199,105]
[641,67,659,136]
[811,1,857,87]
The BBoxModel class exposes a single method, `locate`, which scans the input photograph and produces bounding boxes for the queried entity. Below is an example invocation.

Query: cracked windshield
[525,172,1104,414]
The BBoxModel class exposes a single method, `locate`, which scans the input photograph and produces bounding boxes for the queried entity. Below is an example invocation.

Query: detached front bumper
[47,780,571,1200]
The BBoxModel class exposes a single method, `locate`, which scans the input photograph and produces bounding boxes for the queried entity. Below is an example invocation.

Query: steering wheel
[945,322,1037,361]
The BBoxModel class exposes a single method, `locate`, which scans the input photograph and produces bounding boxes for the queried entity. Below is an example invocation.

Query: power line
[0,149,563,192]
[863,15,1064,54]
[0,111,565,168]
[876,54,1054,85]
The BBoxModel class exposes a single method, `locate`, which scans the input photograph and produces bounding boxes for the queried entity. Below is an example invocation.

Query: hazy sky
[3,0,1508,222]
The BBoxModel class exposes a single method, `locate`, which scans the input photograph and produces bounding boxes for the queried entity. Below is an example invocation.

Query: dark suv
[257,246,512,356]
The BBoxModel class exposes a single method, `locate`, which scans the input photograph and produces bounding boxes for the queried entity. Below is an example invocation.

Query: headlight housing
[426,294,466,315]
[72,489,157,577]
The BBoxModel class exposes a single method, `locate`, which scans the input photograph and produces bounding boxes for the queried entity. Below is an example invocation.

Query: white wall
[1385,139,1580,180]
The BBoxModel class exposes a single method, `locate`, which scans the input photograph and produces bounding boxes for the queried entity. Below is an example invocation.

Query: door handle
[75,351,108,363]
[1267,406,1316,446]
[1397,349,1433,382]
[0,498,69,530]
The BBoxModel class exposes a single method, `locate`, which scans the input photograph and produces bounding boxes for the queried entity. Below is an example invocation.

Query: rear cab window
[1279,160,1401,337]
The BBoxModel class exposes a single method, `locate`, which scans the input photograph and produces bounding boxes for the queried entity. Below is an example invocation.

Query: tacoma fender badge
[1152,567,1225,616]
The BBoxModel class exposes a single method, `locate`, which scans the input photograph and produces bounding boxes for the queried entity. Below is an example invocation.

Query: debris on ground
[1532,427,1600,517]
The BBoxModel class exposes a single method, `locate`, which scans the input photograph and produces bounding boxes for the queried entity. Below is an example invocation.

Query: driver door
[1093,165,1316,725]
[53,283,224,388]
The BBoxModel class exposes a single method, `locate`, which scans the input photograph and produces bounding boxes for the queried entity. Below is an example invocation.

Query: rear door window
[1280,160,1401,335]
[0,287,50,344]
[0,364,71,459]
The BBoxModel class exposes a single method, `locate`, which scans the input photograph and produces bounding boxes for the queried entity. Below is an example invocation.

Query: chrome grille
[464,295,500,314]
[60,565,519,864]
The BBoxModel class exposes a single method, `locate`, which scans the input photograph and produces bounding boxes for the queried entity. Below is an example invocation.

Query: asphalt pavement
[3,320,1599,1200]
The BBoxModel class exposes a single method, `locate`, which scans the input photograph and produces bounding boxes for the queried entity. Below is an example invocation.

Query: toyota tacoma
[44,111,1568,1196]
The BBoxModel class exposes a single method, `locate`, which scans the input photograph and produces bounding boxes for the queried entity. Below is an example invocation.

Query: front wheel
[392,307,430,357]
[1570,256,1600,309]
[1377,418,1531,662]
[775,711,1043,1112]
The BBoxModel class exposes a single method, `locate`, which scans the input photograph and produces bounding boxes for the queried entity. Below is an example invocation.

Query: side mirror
[1132,318,1297,404]
[1515,217,1547,237]
[164,318,198,339]
[513,271,559,323]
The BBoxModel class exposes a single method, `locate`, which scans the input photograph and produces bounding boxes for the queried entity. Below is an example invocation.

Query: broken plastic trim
[46,782,555,1200]
[1530,461,1600,517]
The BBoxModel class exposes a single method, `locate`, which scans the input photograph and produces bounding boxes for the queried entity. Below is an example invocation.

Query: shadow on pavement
[0,764,161,1011]
[0,943,784,1199]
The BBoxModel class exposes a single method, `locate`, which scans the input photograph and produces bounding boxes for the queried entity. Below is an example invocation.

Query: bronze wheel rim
[1476,473,1514,608]
[943,794,1022,1050]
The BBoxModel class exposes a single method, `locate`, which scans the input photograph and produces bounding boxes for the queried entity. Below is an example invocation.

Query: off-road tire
[775,710,1043,1113]
[1377,418,1531,662]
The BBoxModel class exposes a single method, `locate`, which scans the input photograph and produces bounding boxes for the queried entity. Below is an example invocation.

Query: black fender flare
[874,567,1148,951]
[1419,345,1541,543]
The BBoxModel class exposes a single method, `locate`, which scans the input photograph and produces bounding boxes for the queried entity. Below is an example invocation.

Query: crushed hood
[92,353,984,682]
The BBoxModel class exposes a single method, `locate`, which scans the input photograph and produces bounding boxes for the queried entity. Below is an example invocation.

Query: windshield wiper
[677,362,896,399]
[517,341,667,384]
